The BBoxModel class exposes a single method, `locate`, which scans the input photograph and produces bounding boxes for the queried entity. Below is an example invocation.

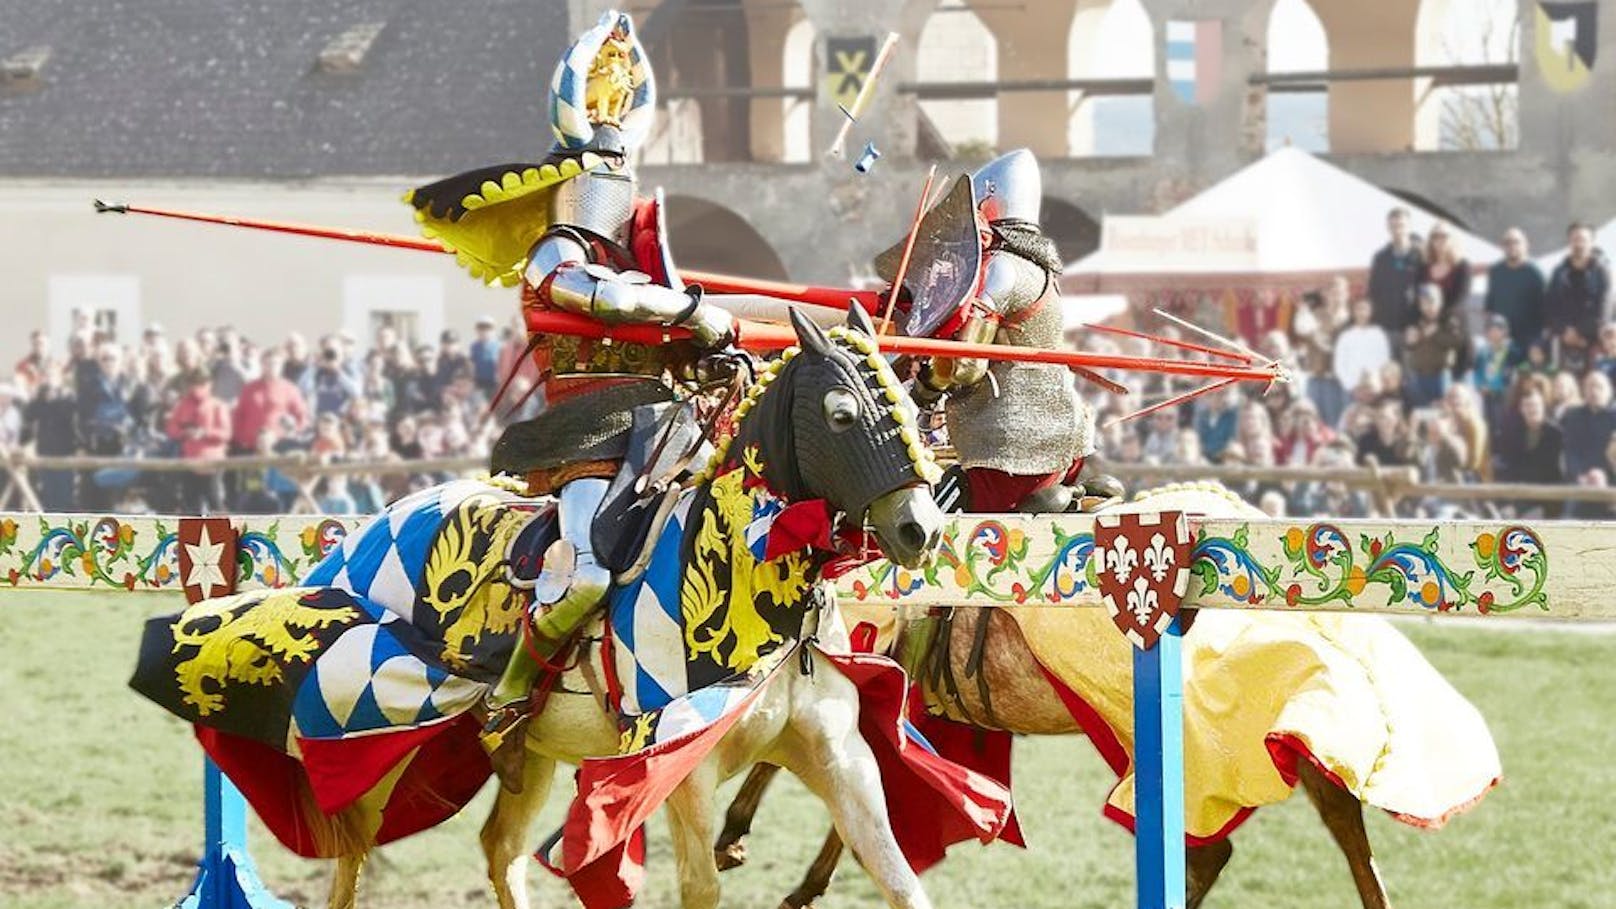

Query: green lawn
[1,595,1611,909]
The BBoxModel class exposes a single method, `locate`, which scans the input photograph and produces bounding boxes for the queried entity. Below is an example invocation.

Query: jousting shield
[873,175,983,339]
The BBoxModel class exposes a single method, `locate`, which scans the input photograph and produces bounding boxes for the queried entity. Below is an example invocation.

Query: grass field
[2,594,1613,909]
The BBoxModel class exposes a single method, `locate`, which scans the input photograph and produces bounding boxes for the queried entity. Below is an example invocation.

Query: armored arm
[523,231,734,348]
[922,254,1021,392]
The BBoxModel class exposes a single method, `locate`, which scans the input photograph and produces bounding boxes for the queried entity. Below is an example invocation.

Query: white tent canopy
[1063,147,1502,292]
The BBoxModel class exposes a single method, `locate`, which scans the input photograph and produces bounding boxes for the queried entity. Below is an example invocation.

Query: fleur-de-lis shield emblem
[1144,532,1175,582]
[1095,511,1191,649]
[1127,576,1157,623]
[1106,535,1138,585]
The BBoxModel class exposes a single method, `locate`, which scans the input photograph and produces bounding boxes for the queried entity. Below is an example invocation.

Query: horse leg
[480,755,557,909]
[664,763,723,909]
[321,780,391,909]
[327,851,368,909]
[783,670,933,909]
[1185,839,1233,909]
[715,762,781,870]
[1297,761,1392,909]
[783,829,845,909]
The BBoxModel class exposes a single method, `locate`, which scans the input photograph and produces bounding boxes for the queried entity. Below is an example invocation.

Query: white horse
[310,310,977,909]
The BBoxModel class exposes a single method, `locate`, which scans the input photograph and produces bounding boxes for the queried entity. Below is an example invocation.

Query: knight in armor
[405,11,739,789]
[895,149,1118,513]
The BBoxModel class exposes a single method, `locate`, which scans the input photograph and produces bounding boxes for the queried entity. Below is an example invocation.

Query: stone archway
[1301,0,1425,153]
[1413,0,1519,150]
[664,195,791,280]
[917,0,999,154]
[1068,0,1155,157]
[1265,0,1329,152]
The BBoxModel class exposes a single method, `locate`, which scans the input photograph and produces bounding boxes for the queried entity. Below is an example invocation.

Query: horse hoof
[780,898,814,909]
[714,840,748,871]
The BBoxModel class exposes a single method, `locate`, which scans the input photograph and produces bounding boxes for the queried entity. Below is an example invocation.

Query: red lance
[526,309,1283,384]
[93,201,878,313]
[93,201,1287,387]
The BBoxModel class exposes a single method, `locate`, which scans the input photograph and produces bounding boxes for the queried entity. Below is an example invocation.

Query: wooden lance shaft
[827,31,901,158]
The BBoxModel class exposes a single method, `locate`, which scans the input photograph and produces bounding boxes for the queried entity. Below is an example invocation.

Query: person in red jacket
[228,348,309,506]
[165,370,232,513]
[231,348,309,453]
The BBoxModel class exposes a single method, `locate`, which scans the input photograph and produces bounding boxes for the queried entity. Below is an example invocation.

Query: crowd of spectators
[1,310,538,514]
[1082,210,1616,519]
[4,208,1613,521]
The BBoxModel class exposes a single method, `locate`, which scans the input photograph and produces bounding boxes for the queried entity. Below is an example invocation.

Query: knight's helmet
[970,149,1042,225]
[547,10,657,240]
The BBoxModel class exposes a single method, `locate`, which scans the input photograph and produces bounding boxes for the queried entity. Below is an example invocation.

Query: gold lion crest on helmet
[586,23,640,128]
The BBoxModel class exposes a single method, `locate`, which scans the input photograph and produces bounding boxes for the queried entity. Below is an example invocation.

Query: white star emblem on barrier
[184,525,228,595]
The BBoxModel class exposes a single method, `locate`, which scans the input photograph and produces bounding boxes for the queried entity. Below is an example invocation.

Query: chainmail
[946,249,1089,475]
[988,219,1064,275]
[549,169,635,246]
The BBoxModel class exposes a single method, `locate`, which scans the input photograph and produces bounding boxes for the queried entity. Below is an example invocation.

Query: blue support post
[1132,615,1186,909]
[176,758,293,909]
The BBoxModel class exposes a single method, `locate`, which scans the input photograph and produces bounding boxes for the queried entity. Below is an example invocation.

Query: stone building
[0,0,1609,360]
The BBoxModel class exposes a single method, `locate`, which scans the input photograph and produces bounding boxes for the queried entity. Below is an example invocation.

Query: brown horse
[716,611,1389,909]
[713,484,1499,909]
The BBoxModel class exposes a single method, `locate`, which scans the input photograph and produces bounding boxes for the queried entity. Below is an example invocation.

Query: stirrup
[481,704,533,794]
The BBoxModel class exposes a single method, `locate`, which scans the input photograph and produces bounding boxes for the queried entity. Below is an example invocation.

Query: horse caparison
[321,305,952,909]
[713,486,1403,909]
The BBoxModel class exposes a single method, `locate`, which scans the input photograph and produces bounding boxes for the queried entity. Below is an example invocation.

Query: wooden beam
[898,77,1154,99]
[838,514,1613,620]
[3,511,1608,622]
[662,85,815,100]
[1254,63,1517,93]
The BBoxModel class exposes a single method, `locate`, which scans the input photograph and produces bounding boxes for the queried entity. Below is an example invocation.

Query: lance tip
[92,199,128,214]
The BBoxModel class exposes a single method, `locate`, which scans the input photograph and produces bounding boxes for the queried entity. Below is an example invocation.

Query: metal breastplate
[527,172,700,393]
[946,254,1091,474]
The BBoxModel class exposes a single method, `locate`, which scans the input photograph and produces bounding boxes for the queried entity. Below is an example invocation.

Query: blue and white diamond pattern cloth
[640,656,783,748]
[304,480,502,624]
[609,492,696,716]
[609,485,795,720]
[289,596,482,746]
[745,496,784,562]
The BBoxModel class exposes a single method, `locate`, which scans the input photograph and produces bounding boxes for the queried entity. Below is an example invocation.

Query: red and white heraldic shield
[1094,511,1191,650]
[177,516,239,605]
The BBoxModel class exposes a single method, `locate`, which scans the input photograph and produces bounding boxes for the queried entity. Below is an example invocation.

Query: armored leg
[1067,462,1126,512]
[482,477,613,791]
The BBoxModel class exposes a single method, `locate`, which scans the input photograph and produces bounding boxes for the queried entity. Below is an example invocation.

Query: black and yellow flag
[1536,2,1598,92]
[824,35,878,111]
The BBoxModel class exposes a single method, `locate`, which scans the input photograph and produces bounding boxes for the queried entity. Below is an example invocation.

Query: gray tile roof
[0,0,572,178]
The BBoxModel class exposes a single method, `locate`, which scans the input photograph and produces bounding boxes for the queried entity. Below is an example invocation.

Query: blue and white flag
[1166,20,1223,105]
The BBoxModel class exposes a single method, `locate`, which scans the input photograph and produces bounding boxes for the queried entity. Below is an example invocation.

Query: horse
[134,305,1007,909]
[711,482,1501,909]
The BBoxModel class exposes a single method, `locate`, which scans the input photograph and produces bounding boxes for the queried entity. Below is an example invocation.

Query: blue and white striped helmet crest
[549,10,657,153]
